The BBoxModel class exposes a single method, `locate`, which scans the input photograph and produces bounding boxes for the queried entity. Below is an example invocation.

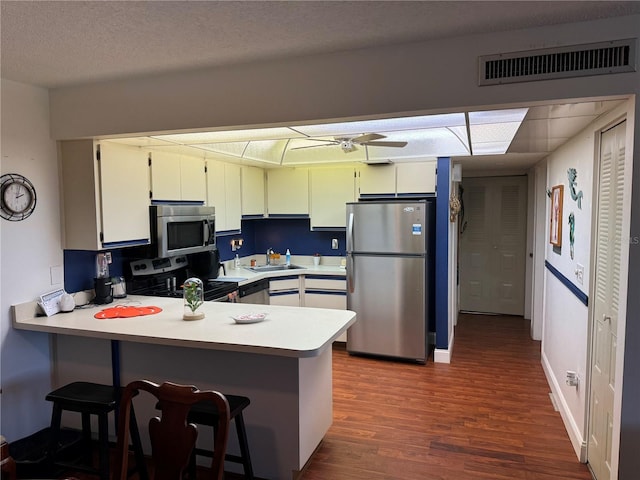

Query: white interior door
[588,120,626,480]
[459,176,527,315]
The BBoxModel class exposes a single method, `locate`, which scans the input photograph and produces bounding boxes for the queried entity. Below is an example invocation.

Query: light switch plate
[50,265,63,285]
[575,264,584,285]
[331,238,338,249]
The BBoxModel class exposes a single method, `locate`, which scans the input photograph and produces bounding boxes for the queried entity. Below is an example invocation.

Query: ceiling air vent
[479,39,636,86]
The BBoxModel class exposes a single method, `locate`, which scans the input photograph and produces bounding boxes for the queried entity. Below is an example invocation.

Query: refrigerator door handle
[347,255,355,293]
[347,212,354,253]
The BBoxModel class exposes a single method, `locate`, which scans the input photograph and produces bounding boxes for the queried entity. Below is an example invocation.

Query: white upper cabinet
[357,164,396,197]
[267,168,309,215]
[241,166,265,217]
[207,159,241,232]
[309,167,355,229]
[396,161,437,194]
[180,156,207,201]
[357,161,437,197]
[60,140,150,250]
[150,150,206,202]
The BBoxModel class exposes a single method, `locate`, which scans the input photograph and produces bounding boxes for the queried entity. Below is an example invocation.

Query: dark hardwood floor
[301,313,593,480]
[52,313,592,480]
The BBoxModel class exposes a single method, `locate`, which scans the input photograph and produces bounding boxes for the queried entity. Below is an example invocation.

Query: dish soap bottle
[234,253,240,269]
[285,249,291,266]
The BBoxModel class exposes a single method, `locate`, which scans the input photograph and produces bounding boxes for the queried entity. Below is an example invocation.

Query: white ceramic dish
[231,313,267,324]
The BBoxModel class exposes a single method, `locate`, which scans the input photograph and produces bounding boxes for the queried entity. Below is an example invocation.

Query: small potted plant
[182,277,205,320]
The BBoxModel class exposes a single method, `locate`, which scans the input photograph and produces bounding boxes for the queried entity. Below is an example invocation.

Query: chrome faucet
[266,248,274,265]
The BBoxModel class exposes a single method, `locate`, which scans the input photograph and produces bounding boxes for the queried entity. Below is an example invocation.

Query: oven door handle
[210,290,238,303]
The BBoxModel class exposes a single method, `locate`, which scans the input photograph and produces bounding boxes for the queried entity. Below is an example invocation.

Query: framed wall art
[550,184,564,247]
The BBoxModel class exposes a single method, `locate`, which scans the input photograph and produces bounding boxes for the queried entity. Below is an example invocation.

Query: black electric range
[128,256,238,302]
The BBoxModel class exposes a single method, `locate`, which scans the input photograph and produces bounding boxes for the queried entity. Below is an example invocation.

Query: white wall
[0,80,62,441]
[531,159,548,341]
[49,15,640,140]
[540,99,634,464]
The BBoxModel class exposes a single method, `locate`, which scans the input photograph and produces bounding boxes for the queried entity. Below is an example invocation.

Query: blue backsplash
[64,218,345,292]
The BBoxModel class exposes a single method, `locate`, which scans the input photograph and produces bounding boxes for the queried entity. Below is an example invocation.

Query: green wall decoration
[567,168,583,209]
[568,212,575,260]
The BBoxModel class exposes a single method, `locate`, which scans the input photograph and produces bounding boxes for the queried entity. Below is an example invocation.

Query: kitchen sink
[247,264,305,272]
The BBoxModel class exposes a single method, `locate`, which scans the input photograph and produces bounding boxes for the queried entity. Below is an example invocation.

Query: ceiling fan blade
[362,141,408,148]
[303,138,340,143]
[290,143,338,151]
[352,133,386,143]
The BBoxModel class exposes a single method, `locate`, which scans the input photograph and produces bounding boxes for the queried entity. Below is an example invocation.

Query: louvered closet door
[588,120,626,480]
[459,176,527,315]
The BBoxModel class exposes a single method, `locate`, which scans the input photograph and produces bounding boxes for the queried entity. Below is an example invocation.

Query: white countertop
[219,262,346,286]
[12,295,356,358]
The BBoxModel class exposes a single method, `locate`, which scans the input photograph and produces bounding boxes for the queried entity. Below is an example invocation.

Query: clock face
[1,173,37,221]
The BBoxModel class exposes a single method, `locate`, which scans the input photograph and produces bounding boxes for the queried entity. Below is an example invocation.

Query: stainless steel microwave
[150,205,215,258]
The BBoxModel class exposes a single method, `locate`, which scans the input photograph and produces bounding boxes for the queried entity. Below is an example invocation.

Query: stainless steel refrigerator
[346,199,435,363]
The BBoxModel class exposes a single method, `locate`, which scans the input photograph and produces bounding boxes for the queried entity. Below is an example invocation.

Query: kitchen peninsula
[13,297,356,479]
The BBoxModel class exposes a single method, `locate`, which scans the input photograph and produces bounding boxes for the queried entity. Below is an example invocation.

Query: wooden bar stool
[45,381,147,480]
[1,435,17,480]
[115,380,230,480]
[187,394,254,479]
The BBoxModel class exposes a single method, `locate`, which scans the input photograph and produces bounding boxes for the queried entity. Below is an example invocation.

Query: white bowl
[231,313,267,324]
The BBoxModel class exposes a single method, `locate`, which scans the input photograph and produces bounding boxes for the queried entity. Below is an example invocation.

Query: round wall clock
[1,173,37,221]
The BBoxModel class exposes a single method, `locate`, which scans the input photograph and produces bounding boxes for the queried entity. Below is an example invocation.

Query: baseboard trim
[541,350,588,462]
[434,329,454,364]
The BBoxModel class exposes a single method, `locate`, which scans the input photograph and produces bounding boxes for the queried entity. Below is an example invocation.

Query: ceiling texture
[2,1,639,174]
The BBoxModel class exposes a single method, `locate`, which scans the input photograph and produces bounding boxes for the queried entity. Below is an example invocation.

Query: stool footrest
[53,460,101,475]
[193,448,243,465]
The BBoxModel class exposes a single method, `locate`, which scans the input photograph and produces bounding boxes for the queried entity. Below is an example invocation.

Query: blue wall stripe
[102,239,149,248]
[545,260,588,306]
[150,200,204,205]
[269,291,299,297]
[396,193,437,198]
[305,290,347,296]
[305,274,345,280]
[435,157,449,350]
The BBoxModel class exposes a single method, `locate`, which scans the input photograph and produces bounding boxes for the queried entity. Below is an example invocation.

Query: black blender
[94,252,113,304]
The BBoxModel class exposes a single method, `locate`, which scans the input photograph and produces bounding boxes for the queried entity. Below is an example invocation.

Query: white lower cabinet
[269,291,301,306]
[303,276,348,342]
[269,276,301,306]
[268,274,348,341]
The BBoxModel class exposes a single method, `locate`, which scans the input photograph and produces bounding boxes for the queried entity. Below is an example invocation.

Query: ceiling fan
[291,133,407,153]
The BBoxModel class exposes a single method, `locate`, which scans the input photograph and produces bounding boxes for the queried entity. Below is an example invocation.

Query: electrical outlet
[332,238,339,249]
[566,371,579,387]
[105,252,112,264]
[575,264,584,285]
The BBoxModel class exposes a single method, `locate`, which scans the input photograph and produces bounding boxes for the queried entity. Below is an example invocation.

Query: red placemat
[94,305,162,319]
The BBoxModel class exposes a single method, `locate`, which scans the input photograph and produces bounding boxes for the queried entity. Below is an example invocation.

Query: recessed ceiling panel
[366,128,470,160]
[294,113,466,137]
[191,141,249,157]
[242,139,288,164]
[468,108,528,125]
[151,127,306,144]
